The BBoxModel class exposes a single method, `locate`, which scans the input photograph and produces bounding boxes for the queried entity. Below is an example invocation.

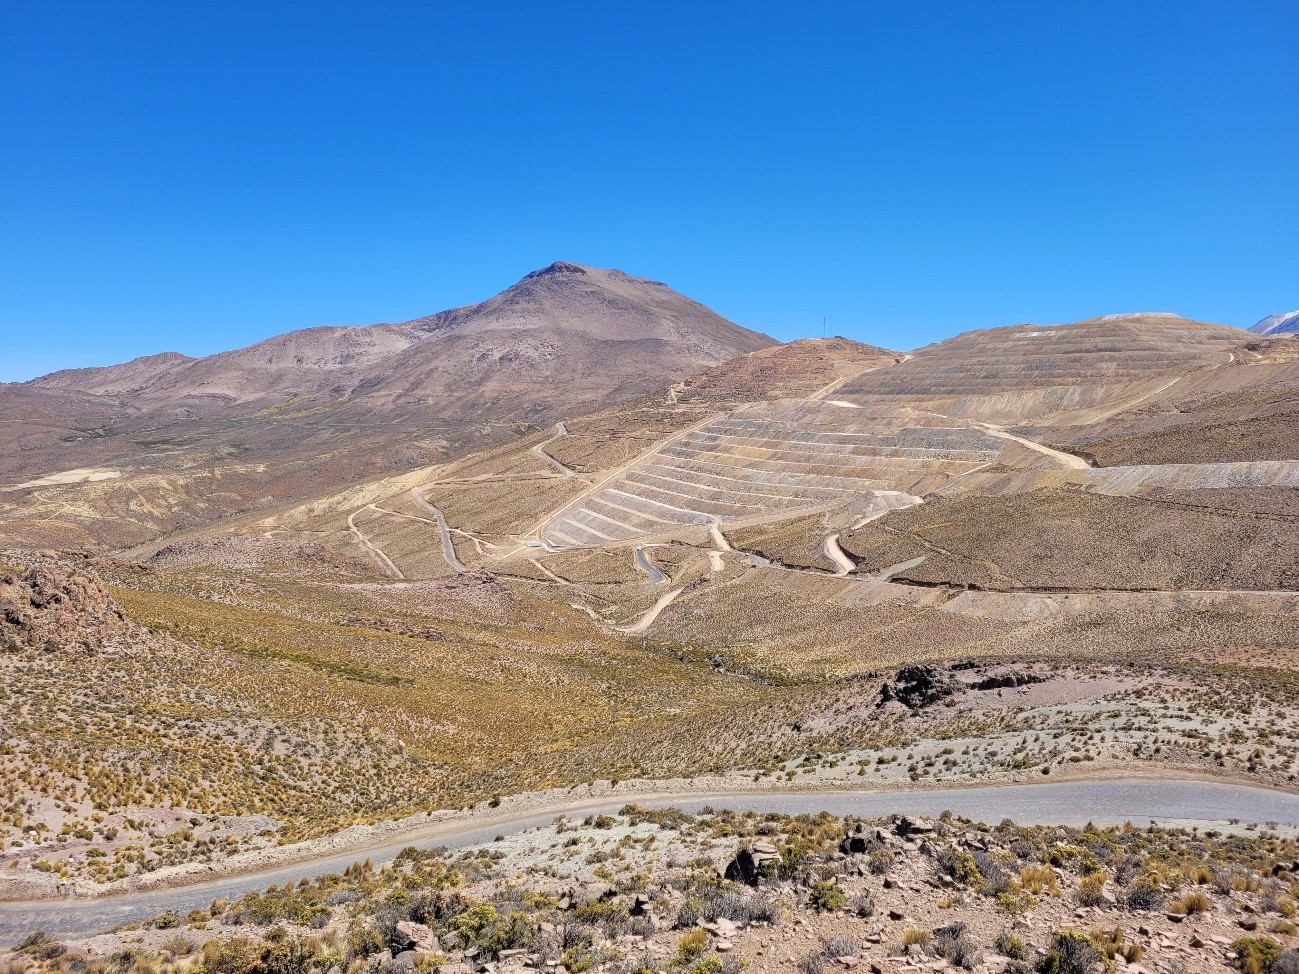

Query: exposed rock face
[0,563,127,654]
[971,670,1045,691]
[879,665,959,710]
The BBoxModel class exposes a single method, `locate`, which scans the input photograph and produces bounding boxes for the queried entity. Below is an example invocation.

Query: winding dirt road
[617,587,684,633]
[410,488,466,573]
[634,546,668,583]
[4,777,1299,940]
[533,422,575,476]
[979,425,1091,470]
[823,533,855,575]
[346,507,405,579]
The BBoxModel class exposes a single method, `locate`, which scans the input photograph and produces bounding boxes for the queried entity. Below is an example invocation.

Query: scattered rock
[842,823,888,855]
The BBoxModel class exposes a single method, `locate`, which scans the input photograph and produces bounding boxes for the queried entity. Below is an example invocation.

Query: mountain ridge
[29,262,773,404]
[1251,310,1299,336]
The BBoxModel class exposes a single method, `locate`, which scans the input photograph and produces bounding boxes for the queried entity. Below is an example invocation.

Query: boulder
[971,671,1045,692]
[841,823,888,855]
[393,920,439,953]
[724,842,780,885]
[896,816,936,837]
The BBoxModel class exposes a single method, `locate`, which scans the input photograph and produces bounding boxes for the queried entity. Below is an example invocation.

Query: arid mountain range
[3,270,1299,951]
[0,262,774,548]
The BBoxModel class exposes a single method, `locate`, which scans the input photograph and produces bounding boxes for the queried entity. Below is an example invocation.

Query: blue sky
[1,1,1295,381]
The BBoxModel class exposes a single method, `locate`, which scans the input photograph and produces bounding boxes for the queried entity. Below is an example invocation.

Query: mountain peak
[523,261,590,281]
[1251,310,1299,336]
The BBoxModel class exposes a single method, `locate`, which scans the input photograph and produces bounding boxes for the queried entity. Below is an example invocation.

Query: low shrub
[1076,872,1107,907]
[938,848,990,893]
[1020,865,1061,897]
[995,933,1029,961]
[808,880,845,912]
[933,922,980,969]
[1233,937,1282,974]
[823,936,858,958]
[1123,878,1164,911]
[1037,931,1104,974]
[674,929,708,966]
[849,893,875,918]
[1171,890,1211,915]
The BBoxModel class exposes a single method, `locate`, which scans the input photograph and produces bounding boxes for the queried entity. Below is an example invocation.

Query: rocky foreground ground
[6,806,1299,974]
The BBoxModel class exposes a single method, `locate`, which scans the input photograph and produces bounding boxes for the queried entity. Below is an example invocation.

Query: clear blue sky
[1,1,1295,381]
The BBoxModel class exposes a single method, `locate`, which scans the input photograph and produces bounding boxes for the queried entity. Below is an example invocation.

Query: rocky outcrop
[971,670,1045,691]
[0,563,128,654]
[879,666,959,710]
[840,822,890,855]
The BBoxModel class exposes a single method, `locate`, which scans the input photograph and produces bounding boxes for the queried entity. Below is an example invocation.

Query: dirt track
[409,488,467,573]
[532,422,575,476]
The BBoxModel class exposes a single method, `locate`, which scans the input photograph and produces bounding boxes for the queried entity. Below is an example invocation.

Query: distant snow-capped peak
[1251,310,1299,335]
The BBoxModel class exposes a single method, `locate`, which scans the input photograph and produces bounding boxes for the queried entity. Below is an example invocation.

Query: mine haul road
[4,776,1299,940]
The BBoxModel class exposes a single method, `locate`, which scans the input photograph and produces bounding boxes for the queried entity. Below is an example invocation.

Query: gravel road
[4,778,1298,941]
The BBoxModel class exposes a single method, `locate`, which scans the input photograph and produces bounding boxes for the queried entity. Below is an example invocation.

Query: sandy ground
[7,467,122,490]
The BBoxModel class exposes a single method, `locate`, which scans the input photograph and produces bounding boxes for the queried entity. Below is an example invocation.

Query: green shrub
[574,900,631,925]
[808,880,846,912]
[996,933,1030,961]
[996,891,1029,914]
[344,924,383,963]
[1037,931,1104,974]
[451,901,500,941]
[1233,937,1282,974]
[935,848,988,892]
[674,929,708,966]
